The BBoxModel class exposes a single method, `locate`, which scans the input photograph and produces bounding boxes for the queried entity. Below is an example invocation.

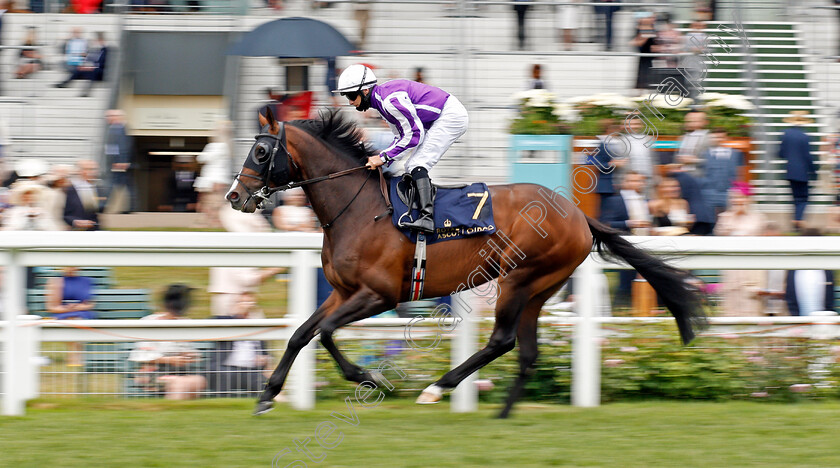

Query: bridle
[233,122,376,228]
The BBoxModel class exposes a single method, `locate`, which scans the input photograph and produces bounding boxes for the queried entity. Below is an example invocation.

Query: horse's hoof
[415,384,444,405]
[253,400,275,416]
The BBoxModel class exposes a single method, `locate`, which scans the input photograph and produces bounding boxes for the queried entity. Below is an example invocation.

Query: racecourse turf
[2,399,840,467]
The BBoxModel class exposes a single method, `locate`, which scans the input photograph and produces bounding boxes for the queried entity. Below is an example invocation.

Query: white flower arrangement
[566,93,636,109]
[704,94,755,111]
[512,89,557,108]
[634,95,694,110]
[552,103,581,122]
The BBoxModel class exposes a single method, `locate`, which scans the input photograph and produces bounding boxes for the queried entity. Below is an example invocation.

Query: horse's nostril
[228,191,239,202]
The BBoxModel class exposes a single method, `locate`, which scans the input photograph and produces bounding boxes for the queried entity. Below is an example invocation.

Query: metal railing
[2,232,840,416]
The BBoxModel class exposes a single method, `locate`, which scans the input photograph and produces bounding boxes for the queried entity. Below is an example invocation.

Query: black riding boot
[403,167,435,233]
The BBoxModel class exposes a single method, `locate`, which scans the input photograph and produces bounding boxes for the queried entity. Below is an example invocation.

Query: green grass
[2,399,840,467]
[112,266,290,318]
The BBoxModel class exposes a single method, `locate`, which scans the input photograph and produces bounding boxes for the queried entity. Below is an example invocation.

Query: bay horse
[226,109,706,418]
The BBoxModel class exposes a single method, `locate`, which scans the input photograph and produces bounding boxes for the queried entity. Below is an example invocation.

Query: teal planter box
[508,134,572,192]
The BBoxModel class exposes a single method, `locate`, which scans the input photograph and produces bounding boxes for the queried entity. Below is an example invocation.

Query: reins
[237,121,394,229]
[265,165,368,194]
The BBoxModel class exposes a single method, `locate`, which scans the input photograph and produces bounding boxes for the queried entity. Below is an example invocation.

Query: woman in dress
[649,176,692,236]
[631,13,657,94]
[46,266,96,366]
[714,183,767,316]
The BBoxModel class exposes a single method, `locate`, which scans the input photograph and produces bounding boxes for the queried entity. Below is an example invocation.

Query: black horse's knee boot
[403,167,435,233]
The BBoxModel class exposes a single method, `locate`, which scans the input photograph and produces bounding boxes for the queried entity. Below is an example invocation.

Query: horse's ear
[259,105,280,135]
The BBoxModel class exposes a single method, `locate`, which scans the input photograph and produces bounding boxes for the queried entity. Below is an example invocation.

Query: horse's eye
[254,143,270,162]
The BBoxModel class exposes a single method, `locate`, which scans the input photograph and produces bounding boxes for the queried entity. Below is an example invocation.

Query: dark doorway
[132,135,208,212]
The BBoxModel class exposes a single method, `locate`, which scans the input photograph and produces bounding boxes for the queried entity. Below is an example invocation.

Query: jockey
[333,64,469,233]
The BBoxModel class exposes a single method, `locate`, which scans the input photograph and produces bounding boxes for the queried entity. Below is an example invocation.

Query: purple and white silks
[369,79,451,163]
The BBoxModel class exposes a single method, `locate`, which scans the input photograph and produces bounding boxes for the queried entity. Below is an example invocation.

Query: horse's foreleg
[254,293,338,415]
[417,288,529,404]
[319,288,391,385]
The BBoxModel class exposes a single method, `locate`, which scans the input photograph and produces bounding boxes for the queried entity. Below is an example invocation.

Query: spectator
[625,114,655,194]
[413,67,425,84]
[55,31,107,97]
[2,180,57,230]
[209,204,282,318]
[665,163,716,235]
[271,188,318,232]
[272,188,332,308]
[685,17,708,95]
[779,110,816,231]
[631,12,657,95]
[45,267,95,320]
[685,20,707,56]
[714,182,764,236]
[206,292,272,397]
[594,0,620,51]
[701,127,743,216]
[513,0,529,50]
[194,120,232,227]
[599,171,650,307]
[649,176,692,236]
[0,116,9,163]
[167,155,197,212]
[527,64,545,90]
[588,120,627,216]
[785,228,836,316]
[64,159,101,231]
[3,157,47,189]
[677,110,711,174]
[208,267,281,318]
[103,109,134,214]
[45,266,96,367]
[758,221,787,316]
[556,0,579,51]
[652,13,684,85]
[354,0,371,49]
[15,27,43,79]
[41,164,72,231]
[128,284,207,400]
[714,183,766,316]
[827,130,840,233]
[836,0,840,59]
[325,58,340,107]
[59,28,87,76]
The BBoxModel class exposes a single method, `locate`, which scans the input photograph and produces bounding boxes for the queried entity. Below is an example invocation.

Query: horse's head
[226,107,297,213]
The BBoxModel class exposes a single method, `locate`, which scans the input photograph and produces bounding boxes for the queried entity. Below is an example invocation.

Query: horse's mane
[288,110,375,164]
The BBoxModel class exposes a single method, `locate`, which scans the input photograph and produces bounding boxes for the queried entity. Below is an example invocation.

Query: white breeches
[385,96,469,176]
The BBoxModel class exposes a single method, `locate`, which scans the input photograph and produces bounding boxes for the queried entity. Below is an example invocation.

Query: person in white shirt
[677,111,711,175]
[785,228,836,316]
[128,284,207,399]
[194,120,233,228]
[209,205,282,317]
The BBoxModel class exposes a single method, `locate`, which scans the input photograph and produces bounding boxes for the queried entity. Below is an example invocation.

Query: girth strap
[409,232,428,301]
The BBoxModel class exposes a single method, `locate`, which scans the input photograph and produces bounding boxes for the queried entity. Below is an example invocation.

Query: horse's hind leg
[417,286,530,403]
[497,285,563,419]
[254,293,337,415]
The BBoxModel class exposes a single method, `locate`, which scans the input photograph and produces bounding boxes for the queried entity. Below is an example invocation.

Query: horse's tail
[586,216,707,344]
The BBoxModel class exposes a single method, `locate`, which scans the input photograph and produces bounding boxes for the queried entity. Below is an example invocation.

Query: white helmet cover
[333,64,378,94]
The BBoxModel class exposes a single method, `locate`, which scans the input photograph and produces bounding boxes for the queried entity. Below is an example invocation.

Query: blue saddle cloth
[389,177,496,244]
